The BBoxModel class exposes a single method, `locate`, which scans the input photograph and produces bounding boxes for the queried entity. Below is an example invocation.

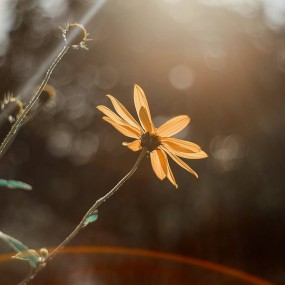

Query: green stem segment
[0,45,70,158]
[19,148,147,285]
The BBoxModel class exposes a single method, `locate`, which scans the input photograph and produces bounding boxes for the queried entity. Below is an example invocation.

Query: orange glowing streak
[0,246,274,285]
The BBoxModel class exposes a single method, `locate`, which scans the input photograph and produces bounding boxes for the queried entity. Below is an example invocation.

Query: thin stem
[19,148,147,285]
[0,45,70,159]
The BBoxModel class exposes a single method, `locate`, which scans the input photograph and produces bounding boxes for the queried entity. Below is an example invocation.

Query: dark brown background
[0,0,284,284]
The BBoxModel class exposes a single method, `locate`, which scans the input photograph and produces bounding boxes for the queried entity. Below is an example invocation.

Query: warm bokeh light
[0,0,284,284]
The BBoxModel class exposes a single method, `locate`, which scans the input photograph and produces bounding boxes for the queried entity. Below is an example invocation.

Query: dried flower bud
[0,92,24,123]
[38,84,56,107]
[60,23,90,50]
[39,248,49,259]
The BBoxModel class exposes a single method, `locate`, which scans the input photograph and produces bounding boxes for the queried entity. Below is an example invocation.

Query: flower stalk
[19,148,147,285]
[0,23,89,159]
[0,45,70,158]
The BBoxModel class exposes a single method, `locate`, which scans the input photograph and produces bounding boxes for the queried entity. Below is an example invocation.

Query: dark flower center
[140,132,161,152]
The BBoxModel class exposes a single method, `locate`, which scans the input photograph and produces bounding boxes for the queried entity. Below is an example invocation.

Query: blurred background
[0,0,285,284]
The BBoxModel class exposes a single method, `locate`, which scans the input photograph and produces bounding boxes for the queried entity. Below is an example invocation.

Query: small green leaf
[12,250,41,264]
[0,231,39,268]
[83,211,98,226]
[0,231,29,252]
[0,179,32,191]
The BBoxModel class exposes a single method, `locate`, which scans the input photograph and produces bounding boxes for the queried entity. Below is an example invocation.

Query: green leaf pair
[0,231,46,268]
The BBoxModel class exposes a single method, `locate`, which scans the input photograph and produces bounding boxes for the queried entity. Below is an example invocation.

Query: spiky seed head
[0,92,24,123]
[60,23,90,50]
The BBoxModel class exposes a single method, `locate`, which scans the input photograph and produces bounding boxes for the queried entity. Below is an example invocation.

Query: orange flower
[97,85,207,188]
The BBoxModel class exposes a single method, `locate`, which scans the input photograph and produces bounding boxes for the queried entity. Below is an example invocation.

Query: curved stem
[0,45,70,159]
[19,148,147,285]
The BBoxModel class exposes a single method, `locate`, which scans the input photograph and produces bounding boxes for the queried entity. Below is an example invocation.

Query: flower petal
[157,115,190,137]
[122,140,142,151]
[106,95,142,130]
[161,137,202,154]
[97,105,126,126]
[98,105,141,137]
[168,149,208,159]
[150,150,167,180]
[161,145,198,178]
[163,151,178,188]
[134,84,155,132]
[102,116,139,139]
[139,107,153,132]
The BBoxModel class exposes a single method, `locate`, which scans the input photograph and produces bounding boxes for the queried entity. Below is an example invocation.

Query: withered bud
[39,248,49,259]
[60,23,90,50]
[38,84,56,107]
[0,92,24,123]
